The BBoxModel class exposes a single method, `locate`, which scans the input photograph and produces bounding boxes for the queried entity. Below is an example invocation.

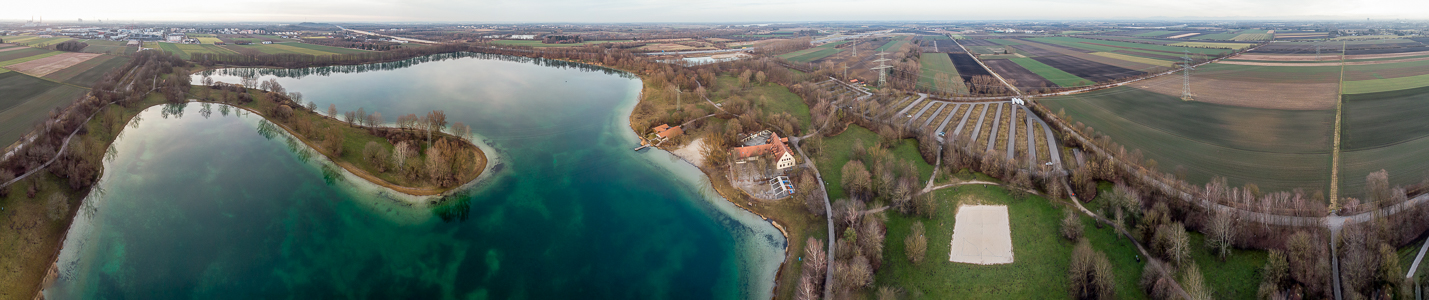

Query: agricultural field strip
[282,43,372,55]
[1042,91,1331,190]
[917,52,962,89]
[1007,57,1093,87]
[1134,30,1179,37]
[1221,55,1429,67]
[196,37,224,44]
[1090,52,1174,67]
[0,51,62,68]
[264,44,336,56]
[6,53,102,77]
[1028,37,1228,56]
[1167,42,1256,50]
[1167,33,1202,39]
[1343,73,1429,95]
[43,55,113,82]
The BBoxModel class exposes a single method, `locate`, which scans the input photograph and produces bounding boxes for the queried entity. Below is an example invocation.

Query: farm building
[732,131,796,170]
[652,124,684,139]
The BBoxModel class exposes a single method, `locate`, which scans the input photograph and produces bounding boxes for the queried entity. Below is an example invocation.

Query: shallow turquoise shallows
[47,54,785,299]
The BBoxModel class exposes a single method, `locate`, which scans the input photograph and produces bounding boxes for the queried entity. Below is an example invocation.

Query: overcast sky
[6,0,1428,23]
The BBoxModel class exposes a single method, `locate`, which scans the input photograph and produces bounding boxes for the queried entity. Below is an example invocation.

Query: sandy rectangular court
[948,205,1014,265]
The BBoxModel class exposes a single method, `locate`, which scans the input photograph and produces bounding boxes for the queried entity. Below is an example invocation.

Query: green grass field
[1042,87,1334,193]
[917,53,962,91]
[712,75,812,130]
[813,124,933,200]
[876,185,1148,299]
[196,37,224,44]
[1008,57,1094,87]
[1192,32,1245,40]
[0,48,53,62]
[987,39,1022,45]
[876,37,909,52]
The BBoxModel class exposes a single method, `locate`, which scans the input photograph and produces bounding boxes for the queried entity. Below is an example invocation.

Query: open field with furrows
[75,40,133,55]
[1133,30,1179,37]
[491,40,634,47]
[58,56,129,86]
[1027,37,1231,56]
[1042,87,1334,193]
[947,53,993,83]
[40,54,115,82]
[983,59,1056,92]
[0,72,88,146]
[0,48,54,63]
[1028,55,1139,83]
[1194,63,1343,84]
[1089,52,1173,67]
[875,185,1149,299]
[918,52,965,92]
[1132,73,1340,110]
[1167,41,1257,50]
[0,51,61,68]
[4,52,101,77]
[1012,40,1162,74]
[1339,87,1429,197]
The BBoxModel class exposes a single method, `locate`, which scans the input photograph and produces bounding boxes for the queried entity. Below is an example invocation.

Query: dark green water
[48,54,784,299]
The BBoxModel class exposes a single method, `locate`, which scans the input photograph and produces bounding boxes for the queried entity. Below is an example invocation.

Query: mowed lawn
[917,53,962,90]
[876,185,1148,299]
[813,124,933,201]
[0,72,88,145]
[1042,87,1334,193]
[1008,57,1092,87]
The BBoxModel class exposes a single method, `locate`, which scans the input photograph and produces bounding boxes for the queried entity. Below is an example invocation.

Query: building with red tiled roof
[655,125,683,139]
[731,132,796,170]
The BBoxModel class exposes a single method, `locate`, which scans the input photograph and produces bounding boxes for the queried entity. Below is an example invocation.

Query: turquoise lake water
[47,54,785,299]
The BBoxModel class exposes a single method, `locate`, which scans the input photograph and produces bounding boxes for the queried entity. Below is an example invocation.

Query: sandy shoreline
[667,138,706,167]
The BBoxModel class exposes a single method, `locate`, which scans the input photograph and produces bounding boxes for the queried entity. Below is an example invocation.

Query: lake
[46,53,784,299]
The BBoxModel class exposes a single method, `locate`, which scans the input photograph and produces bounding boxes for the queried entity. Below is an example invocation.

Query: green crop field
[281,43,371,54]
[1090,52,1174,67]
[196,37,224,44]
[1231,34,1271,41]
[0,48,52,62]
[0,51,60,67]
[1339,86,1429,197]
[1191,32,1244,40]
[491,40,634,47]
[60,56,130,86]
[917,53,963,91]
[1167,42,1256,50]
[778,41,849,63]
[0,72,88,145]
[1042,87,1334,193]
[876,185,1149,299]
[1028,37,1230,56]
[1343,73,1429,94]
[1134,30,1178,37]
[987,39,1022,45]
[1008,57,1093,87]
[1196,63,1344,83]
[155,42,189,59]
[877,37,909,52]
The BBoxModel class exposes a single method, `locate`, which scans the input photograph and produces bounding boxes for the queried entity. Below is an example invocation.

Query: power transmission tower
[871,52,893,87]
[1181,50,1195,101]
